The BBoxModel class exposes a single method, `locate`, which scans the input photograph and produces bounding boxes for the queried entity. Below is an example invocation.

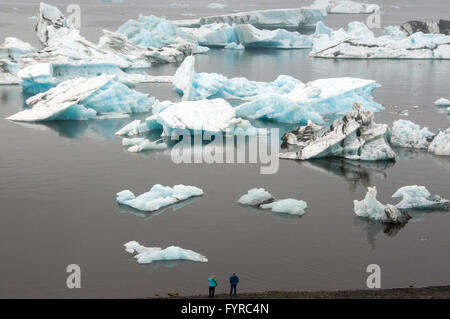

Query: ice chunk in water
[116,184,203,212]
[391,120,434,150]
[124,241,208,264]
[237,188,274,206]
[428,128,450,156]
[435,98,450,106]
[260,199,308,216]
[392,185,449,210]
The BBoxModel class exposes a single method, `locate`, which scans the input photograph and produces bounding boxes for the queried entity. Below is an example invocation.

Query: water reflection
[239,204,305,220]
[297,158,396,192]
[354,217,407,249]
[117,197,200,220]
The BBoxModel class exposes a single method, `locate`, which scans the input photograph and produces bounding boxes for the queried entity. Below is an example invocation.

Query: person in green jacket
[208,275,217,297]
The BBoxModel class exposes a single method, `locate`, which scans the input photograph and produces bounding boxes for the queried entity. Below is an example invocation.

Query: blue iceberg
[391,119,434,150]
[6,75,156,121]
[392,185,449,210]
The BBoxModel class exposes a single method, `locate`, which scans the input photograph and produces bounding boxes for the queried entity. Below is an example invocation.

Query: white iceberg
[308,0,379,14]
[235,78,382,124]
[237,188,274,206]
[6,75,155,121]
[36,2,67,45]
[173,7,326,30]
[0,37,37,85]
[182,23,313,48]
[279,102,395,161]
[124,241,208,264]
[390,119,434,149]
[311,21,450,59]
[428,128,450,156]
[173,55,301,101]
[435,98,450,106]
[260,198,308,216]
[354,186,410,224]
[392,185,449,210]
[238,188,308,216]
[116,184,203,212]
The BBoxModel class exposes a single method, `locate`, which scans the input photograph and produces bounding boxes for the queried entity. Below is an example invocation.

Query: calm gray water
[0,0,449,298]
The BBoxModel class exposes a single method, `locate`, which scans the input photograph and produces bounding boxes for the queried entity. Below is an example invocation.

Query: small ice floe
[172,7,326,30]
[122,138,168,153]
[124,241,208,264]
[117,184,204,212]
[392,185,449,210]
[207,3,228,9]
[435,98,450,106]
[181,23,313,49]
[308,0,379,14]
[115,98,266,137]
[238,188,308,216]
[279,102,395,161]
[6,75,156,121]
[390,120,434,150]
[398,110,409,116]
[311,21,450,59]
[353,187,410,224]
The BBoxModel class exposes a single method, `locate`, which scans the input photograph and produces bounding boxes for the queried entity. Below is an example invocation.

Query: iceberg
[308,0,379,14]
[207,3,228,9]
[354,187,410,224]
[116,184,203,212]
[0,59,21,85]
[116,98,266,137]
[182,23,313,48]
[0,37,37,85]
[401,20,450,36]
[36,2,67,45]
[428,128,450,156]
[123,138,168,153]
[238,188,308,216]
[124,241,208,264]
[234,78,382,124]
[279,102,395,161]
[390,120,434,149]
[392,185,449,210]
[6,75,156,121]
[173,55,301,101]
[173,7,326,30]
[435,98,450,106]
[311,21,450,59]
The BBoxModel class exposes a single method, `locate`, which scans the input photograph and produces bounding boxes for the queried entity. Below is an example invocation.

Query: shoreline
[162,285,450,299]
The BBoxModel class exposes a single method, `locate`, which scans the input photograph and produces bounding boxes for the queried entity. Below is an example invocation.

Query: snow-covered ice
[6,75,155,121]
[311,21,450,59]
[173,56,301,101]
[308,0,379,14]
[392,185,449,210]
[279,102,395,161]
[173,7,326,30]
[390,120,434,149]
[182,23,313,49]
[117,184,204,212]
[124,241,208,264]
[435,98,450,106]
[354,186,410,224]
[428,128,450,156]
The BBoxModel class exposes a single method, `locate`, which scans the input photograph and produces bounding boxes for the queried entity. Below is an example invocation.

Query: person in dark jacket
[229,272,239,297]
[208,275,217,297]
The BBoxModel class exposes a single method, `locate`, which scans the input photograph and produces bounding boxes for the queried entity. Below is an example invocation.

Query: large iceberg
[6,75,155,121]
[392,185,449,210]
[117,184,204,212]
[279,102,395,161]
[124,241,208,264]
[116,98,266,137]
[311,21,450,59]
[182,23,313,48]
[173,7,326,30]
[354,186,410,224]
[235,78,382,124]
[428,128,450,156]
[173,55,301,101]
[390,120,434,150]
[308,0,379,14]
[238,188,308,216]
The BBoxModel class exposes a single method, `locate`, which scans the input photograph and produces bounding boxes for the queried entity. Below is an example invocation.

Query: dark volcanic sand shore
[162,286,450,299]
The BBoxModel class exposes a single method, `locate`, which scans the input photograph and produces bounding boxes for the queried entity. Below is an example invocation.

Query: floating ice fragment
[392,185,449,210]
[435,98,450,106]
[126,139,168,153]
[6,75,155,121]
[117,184,203,212]
[428,128,450,156]
[308,0,379,14]
[260,199,308,216]
[237,188,274,206]
[391,120,434,150]
[124,241,208,264]
[354,186,410,224]
[207,3,228,9]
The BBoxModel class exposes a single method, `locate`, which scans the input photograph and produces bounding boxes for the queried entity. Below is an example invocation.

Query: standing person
[208,275,217,297]
[229,272,239,297]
